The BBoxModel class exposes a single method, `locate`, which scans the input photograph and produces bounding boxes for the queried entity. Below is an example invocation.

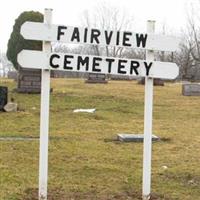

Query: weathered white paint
[38,8,52,200]
[17,50,179,79]
[142,20,155,200]
[20,21,179,51]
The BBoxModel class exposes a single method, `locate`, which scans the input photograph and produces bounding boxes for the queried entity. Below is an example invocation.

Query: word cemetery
[50,53,153,75]
[17,9,179,200]
[18,50,178,79]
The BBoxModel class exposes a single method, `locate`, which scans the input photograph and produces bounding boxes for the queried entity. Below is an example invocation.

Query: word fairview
[17,50,179,79]
[50,53,152,76]
[57,26,147,48]
[20,22,179,51]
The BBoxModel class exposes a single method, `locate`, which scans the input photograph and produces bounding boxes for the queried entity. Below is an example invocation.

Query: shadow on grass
[160,171,200,188]
[104,137,172,144]
[0,136,72,141]
[160,137,172,142]
[19,188,171,200]
[104,138,121,144]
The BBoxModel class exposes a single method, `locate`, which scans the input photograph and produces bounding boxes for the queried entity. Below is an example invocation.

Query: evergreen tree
[7,11,43,70]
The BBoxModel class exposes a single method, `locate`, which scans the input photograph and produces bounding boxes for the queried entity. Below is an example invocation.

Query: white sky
[0,0,197,53]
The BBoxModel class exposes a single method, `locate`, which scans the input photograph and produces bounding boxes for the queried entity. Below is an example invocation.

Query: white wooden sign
[17,9,180,200]
[21,21,180,51]
[18,50,179,79]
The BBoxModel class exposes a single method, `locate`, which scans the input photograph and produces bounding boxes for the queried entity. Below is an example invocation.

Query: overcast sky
[0,0,198,53]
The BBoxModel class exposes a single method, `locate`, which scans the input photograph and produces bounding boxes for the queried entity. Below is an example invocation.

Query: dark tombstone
[182,83,200,96]
[110,75,134,80]
[17,68,41,93]
[85,73,108,83]
[7,71,18,81]
[0,86,8,111]
[138,78,165,86]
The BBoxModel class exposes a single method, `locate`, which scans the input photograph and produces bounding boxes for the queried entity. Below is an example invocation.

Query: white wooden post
[142,20,155,200]
[39,8,52,200]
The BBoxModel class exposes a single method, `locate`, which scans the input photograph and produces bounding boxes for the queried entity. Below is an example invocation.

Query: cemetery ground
[0,78,200,200]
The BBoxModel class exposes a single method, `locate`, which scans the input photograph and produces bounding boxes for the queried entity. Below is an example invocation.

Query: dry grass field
[0,78,200,200]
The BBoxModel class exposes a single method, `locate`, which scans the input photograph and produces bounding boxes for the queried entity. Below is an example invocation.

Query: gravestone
[138,78,165,86]
[0,86,8,111]
[7,71,18,81]
[17,68,41,93]
[110,74,135,80]
[118,134,160,142]
[85,73,108,83]
[182,83,200,96]
[4,102,18,112]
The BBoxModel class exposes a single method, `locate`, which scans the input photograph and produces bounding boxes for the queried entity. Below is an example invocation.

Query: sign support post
[142,20,155,200]
[39,8,52,200]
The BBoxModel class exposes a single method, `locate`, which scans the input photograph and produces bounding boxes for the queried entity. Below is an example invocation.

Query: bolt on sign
[18,9,179,200]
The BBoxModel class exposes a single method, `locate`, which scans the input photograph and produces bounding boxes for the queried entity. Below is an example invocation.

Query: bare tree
[54,4,134,59]
[188,20,200,63]
[174,39,193,80]
[78,4,135,82]
[81,3,134,58]
[179,0,200,81]
[186,0,200,63]
[0,52,14,77]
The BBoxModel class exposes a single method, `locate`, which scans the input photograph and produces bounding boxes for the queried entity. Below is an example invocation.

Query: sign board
[20,21,180,51]
[18,50,179,79]
[17,11,180,200]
